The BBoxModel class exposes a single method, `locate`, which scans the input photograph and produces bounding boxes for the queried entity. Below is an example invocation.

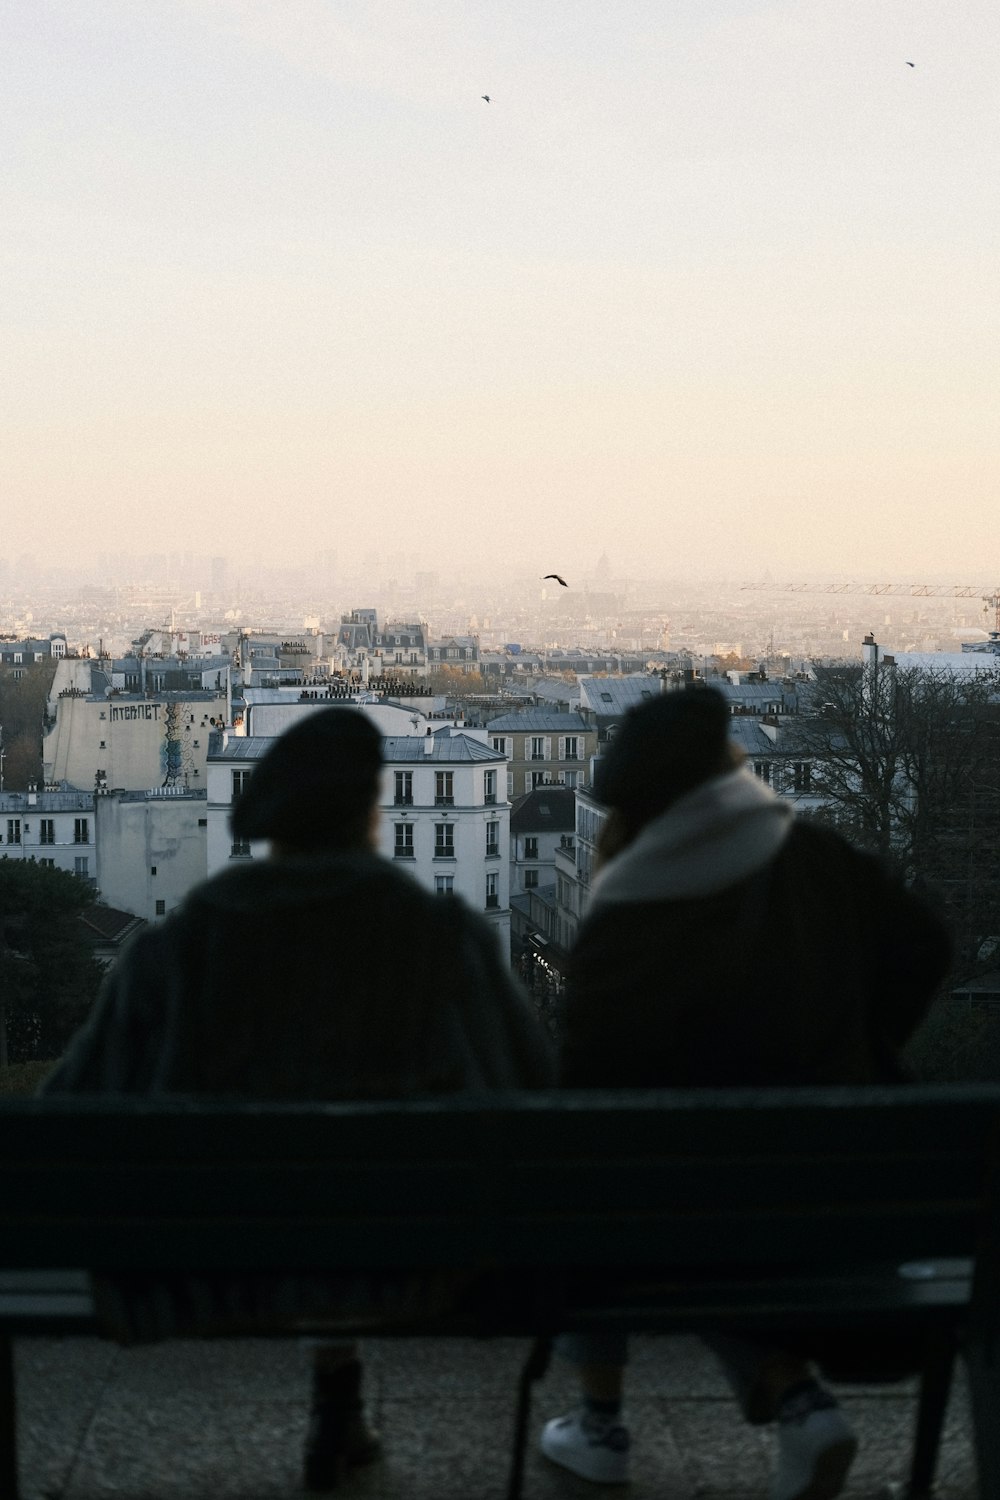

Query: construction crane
[742,582,1000,634]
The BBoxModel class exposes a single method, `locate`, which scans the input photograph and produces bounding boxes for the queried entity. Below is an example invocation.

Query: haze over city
[3,1,998,582]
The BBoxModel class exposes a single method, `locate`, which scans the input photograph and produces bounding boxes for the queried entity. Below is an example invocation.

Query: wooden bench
[1,1085,998,1500]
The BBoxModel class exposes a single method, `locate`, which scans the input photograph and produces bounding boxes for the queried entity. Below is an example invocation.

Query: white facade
[206,727,512,948]
[95,788,208,922]
[43,656,232,793]
[0,788,97,882]
[239,692,429,740]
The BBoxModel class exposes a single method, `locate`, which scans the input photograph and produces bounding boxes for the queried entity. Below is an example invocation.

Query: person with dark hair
[43,707,554,1490]
[539,687,951,1500]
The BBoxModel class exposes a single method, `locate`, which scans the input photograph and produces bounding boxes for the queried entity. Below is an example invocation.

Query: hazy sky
[3,1,998,581]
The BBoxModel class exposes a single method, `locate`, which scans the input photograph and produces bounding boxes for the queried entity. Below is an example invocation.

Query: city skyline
[3,1,998,578]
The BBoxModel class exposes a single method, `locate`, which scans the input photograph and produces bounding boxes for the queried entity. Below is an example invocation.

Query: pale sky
[3,1,998,581]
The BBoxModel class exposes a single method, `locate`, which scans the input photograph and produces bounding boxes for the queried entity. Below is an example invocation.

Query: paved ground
[16,1333,978,1499]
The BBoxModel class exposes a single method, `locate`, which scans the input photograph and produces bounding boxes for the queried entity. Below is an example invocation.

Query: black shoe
[303,1358,382,1491]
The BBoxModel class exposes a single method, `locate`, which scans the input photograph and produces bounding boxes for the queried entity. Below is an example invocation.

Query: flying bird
[905,60,915,67]
[542,574,568,587]
[481,94,490,102]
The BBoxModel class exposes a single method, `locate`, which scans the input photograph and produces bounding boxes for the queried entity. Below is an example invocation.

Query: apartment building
[0,786,97,882]
[485,711,596,798]
[206,725,512,948]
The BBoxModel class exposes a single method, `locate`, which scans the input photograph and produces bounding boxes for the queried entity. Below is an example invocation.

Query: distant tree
[424,666,489,695]
[0,861,104,1064]
[799,659,1000,967]
[801,660,1000,862]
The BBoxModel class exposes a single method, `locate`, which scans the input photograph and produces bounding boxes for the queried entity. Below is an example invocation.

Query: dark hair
[593,687,732,833]
[230,707,383,853]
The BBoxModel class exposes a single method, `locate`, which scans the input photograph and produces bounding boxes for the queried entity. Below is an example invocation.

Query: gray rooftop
[510,787,576,834]
[579,676,663,715]
[727,717,812,758]
[0,790,94,812]
[485,711,588,732]
[210,733,503,765]
[382,734,503,763]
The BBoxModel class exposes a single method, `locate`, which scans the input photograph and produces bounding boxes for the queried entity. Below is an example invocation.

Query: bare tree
[800,659,1000,900]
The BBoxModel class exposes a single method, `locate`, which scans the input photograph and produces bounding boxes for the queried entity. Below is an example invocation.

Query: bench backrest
[3,1086,998,1273]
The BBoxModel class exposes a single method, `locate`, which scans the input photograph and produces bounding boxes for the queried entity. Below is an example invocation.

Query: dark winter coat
[43,851,554,1098]
[561,769,951,1089]
[40,852,554,1343]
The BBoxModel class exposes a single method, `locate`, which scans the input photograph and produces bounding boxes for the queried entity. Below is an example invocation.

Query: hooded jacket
[44,852,553,1098]
[562,769,951,1089]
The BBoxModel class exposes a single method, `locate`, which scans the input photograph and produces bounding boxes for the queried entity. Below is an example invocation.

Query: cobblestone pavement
[16,1333,978,1499]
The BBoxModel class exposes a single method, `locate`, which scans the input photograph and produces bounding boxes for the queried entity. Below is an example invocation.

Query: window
[753,761,772,786]
[74,856,89,877]
[6,819,21,844]
[99,739,106,749]
[150,866,157,876]
[394,823,414,859]
[525,869,539,890]
[39,819,55,845]
[394,771,413,806]
[485,871,499,908]
[434,874,454,894]
[563,736,579,761]
[434,770,454,806]
[491,736,508,755]
[483,769,497,804]
[793,762,813,793]
[530,771,546,790]
[39,858,55,868]
[524,836,539,860]
[434,823,454,858]
[232,769,251,799]
[74,818,89,844]
[155,900,166,916]
[529,736,546,761]
[507,772,514,797]
[198,818,208,827]
[230,838,251,858]
[563,770,579,789]
[486,821,500,858]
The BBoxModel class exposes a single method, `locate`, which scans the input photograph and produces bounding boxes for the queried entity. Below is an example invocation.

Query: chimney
[424,728,434,755]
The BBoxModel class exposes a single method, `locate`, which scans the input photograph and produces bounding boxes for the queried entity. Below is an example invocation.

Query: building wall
[375,756,510,947]
[43,694,224,791]
[95,790,208,921]
[207,735,511,950]
[487,724,597,798]
[0,789,96,880]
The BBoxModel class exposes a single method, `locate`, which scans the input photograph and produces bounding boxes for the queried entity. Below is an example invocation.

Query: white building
[0,786,97,882]
[509,787,576,899]
[95,787,208,922]
[43,656,232,793]
[206,726,512,948]
[238,689,436,740]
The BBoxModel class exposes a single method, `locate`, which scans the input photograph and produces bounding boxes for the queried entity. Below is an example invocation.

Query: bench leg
[506,1335,553,1500]
[905,1328,956,1500]
[0,1335,19,1500]
[965,1334,1000,1500]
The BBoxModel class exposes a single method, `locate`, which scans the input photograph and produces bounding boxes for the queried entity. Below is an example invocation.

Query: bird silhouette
[481,94,490,102]
[542,574,568,587]
[905,60,915,67]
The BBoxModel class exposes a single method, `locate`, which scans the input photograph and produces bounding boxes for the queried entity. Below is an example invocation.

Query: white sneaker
[771,1405,858,1500]
[540,1407,630,1484]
